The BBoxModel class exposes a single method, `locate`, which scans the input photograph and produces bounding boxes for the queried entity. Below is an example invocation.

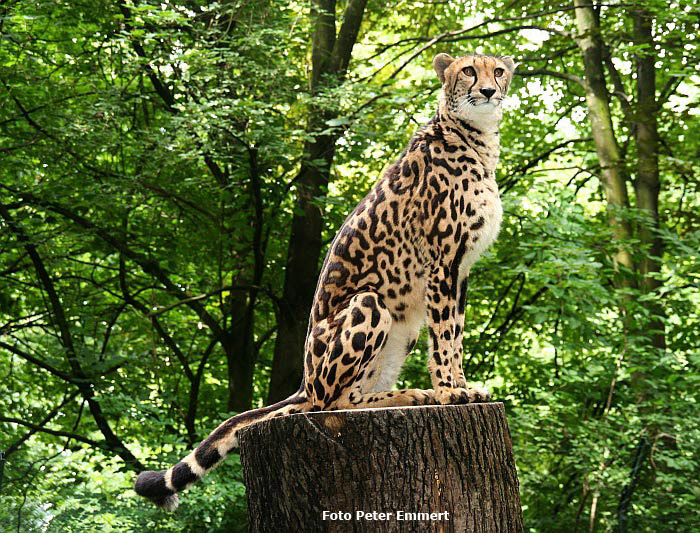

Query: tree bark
[239,403,524,533]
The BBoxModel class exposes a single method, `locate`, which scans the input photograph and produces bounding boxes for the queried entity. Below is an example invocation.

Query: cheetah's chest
[458,182,502,277]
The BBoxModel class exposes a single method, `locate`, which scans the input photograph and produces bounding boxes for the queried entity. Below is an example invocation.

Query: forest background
[1,0,698,531]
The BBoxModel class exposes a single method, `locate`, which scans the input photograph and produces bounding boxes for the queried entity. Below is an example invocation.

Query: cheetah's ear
[501,56,519,73]
[433,53,455,84]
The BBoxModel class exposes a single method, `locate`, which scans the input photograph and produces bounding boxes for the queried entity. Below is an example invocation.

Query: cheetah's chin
[471,99,501,108]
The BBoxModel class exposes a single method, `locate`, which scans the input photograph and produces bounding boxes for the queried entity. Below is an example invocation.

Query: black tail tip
[134,470,179,511]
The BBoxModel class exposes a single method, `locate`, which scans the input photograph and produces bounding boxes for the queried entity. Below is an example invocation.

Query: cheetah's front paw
[435,387,490,405]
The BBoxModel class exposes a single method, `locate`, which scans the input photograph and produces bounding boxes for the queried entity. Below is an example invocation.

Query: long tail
[134,393,310,510]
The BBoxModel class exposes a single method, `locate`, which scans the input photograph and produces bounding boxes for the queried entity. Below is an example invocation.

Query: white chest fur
[459,181,502,277]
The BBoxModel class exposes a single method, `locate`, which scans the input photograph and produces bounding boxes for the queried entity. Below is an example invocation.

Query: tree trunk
[227,288,255,413]
[632,6,665,350]
[267,128,335,403]
[268,0,368,403]
[239,403,524,533]
[572,0,636,287]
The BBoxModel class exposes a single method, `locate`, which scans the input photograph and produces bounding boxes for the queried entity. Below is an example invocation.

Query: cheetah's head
[433,53,516,129]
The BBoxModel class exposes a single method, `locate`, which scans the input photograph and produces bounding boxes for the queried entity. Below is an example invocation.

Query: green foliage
[1,0,698,531]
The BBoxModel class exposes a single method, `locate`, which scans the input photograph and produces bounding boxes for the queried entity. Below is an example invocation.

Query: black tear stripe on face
[451,71,460,97]
[451,65,477,100]
[495,73,504,95]
[467,72,477,96]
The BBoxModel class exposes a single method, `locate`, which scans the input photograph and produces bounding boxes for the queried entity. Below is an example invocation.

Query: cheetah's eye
[494,68,504,77]
[462,66,476,77]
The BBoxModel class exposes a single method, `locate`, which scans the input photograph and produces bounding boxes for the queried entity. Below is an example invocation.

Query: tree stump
[238,402,523,533]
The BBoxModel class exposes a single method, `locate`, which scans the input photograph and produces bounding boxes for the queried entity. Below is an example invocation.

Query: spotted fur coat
[135,52,515,510]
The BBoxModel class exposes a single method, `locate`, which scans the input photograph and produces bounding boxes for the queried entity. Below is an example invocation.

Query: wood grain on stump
[239,402,523,533]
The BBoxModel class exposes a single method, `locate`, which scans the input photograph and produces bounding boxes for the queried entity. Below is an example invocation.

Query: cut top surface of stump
[239,402,524,533]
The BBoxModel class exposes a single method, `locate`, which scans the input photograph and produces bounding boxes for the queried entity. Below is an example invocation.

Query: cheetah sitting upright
[135,52,515,510]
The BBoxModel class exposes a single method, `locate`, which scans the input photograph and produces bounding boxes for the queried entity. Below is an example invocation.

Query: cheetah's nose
[480,88,496,99]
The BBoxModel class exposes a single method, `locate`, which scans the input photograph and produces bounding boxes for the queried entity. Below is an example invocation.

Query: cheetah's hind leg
[310,291,436,410]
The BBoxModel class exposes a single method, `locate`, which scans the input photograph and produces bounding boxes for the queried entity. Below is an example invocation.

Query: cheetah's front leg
[426,265,489,404]
[451,273,469,389]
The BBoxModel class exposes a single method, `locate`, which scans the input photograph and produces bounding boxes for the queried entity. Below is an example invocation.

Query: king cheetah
[135,52,515,510]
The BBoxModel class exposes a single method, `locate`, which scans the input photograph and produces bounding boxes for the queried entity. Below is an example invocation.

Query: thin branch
[0,91,97,128]
[2,390,81,460]
[148,285,256,317]
[0,340,75,383]
[387,20,573,81]
[117,2,229,186]
[185,336,217,445]
[512,137,591,176]
[517,68,586,87]
[118,3,176,111]
[0,201,143,470]
[136,179,218,222]
[658,76,682,108]
[254,326,276,353]
[2,187,225,338]
[603,50,633,117]
[119,255,195,383]
[0,416,101,449]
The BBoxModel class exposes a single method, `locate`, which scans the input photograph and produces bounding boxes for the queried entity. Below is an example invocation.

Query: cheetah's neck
[433,102,501,174]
